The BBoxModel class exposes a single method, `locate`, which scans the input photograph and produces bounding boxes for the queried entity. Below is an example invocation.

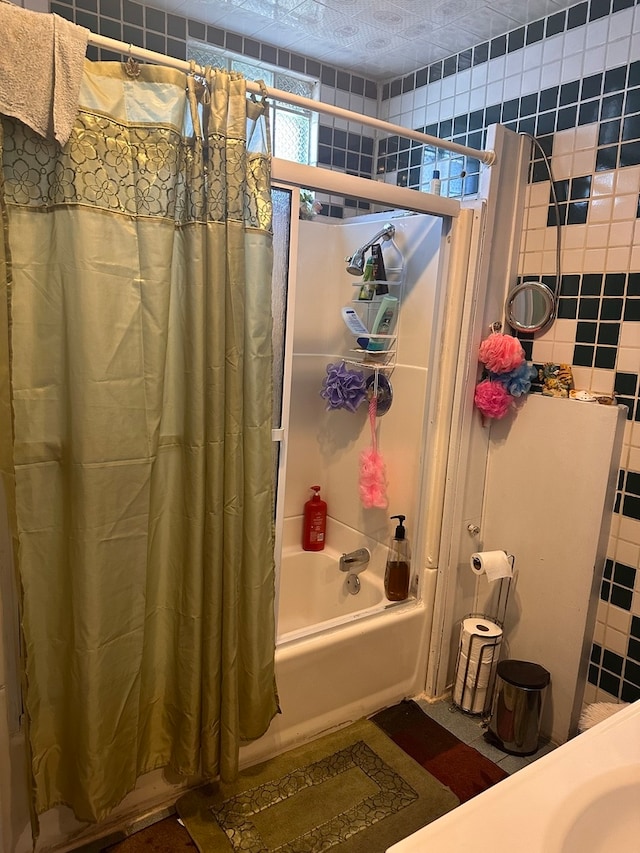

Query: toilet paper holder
[471,551,514,629]
[452,616,503,716]
[451,552,515,717]
[471,549,514,574]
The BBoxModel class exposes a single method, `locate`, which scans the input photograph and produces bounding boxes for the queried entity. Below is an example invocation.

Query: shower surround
[237,211,448,769]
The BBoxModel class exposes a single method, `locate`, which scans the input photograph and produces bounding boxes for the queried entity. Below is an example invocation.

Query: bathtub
[238,536,437,768]
[276,544,388,641]
[387,699,640,852]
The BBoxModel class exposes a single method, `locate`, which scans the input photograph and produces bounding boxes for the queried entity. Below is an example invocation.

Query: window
[187,43,318,165]
[420,145,481,199]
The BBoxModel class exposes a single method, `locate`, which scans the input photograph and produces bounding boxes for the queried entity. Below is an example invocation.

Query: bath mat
[175,718,458,853]
[371,699,508,803]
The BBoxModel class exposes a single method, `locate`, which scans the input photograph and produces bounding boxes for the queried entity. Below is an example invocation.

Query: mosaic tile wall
[381,0,640,705]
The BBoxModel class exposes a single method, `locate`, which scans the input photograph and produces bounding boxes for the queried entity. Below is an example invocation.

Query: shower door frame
[272,122,529,700]
[269,159,474,687]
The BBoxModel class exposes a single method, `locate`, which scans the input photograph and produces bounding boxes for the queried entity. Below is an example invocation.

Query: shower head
[345,223,396,275]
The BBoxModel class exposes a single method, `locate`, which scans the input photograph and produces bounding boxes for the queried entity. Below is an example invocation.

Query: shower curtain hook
[254,79,271,155]
[202,66,211,105]
[124,44,140,78]
[255,79,270,104]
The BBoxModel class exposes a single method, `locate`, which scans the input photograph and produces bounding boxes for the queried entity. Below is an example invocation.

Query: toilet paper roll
[455,652,493,687]
[461,616,503,641]
[453,680,488,714]
[453,661,492,712]
[470,550,513,583]
[453,617,502,713]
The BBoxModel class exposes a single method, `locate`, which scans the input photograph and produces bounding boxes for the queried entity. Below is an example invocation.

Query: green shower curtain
[0,61,278,824]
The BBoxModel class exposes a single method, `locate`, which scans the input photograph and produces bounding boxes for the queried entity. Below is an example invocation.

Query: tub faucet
[339,548,370,573]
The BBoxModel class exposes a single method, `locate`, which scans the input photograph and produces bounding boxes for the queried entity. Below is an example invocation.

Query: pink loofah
[478,333,525,374]
[474,379,512,419]
[359,395,388,508]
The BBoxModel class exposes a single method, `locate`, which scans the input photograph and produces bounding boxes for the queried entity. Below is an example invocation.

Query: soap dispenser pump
[384,514,411,601]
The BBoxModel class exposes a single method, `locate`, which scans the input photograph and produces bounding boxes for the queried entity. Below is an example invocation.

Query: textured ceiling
[149,0,580,79]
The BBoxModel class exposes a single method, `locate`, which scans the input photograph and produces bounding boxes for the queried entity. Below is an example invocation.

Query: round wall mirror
[505,280,556,333]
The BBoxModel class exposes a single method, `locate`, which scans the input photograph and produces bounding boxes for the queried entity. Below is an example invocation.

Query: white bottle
[382,236,404,283]
[341,306,371,348]
[431,169,441,196]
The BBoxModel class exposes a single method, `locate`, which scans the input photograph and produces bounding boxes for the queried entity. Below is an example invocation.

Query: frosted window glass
[271,188,291,492]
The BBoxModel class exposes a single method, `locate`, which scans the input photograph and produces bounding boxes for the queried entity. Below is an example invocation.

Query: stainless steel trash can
[488,659,550,756]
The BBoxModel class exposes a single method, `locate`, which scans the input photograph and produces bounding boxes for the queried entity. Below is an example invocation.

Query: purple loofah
[320,361,367,412]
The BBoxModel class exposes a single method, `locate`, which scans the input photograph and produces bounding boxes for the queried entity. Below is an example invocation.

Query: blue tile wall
[53,0,374,100]
[376,57,640,205]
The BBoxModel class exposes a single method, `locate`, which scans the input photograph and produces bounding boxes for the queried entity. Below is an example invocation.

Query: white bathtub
[276,545,388,641]
[387,699,640,853]
[238,539,437,769]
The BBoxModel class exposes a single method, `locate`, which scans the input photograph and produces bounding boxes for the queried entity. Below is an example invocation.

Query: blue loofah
[490,361,536,397]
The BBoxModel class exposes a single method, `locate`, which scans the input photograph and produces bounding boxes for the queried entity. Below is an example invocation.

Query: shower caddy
[343,226,405,412]
[451,556,514,717]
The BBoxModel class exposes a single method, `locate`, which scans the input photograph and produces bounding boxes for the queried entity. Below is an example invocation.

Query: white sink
[387,700,640,853]
[545,765,640,853]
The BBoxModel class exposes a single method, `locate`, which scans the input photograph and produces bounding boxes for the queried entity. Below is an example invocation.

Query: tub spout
[339,548,370,572]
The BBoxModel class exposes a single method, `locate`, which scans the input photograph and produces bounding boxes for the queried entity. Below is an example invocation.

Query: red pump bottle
[302,485,327,551]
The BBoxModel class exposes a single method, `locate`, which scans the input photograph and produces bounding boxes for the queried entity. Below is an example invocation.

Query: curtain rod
[88,33,497,167]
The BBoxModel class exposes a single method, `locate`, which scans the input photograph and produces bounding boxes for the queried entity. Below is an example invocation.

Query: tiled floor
[415,696,556,775]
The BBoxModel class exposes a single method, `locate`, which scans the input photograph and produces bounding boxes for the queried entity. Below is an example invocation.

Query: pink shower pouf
[474,379,512,419]
[359,446,388,508]
[478,333,525,374]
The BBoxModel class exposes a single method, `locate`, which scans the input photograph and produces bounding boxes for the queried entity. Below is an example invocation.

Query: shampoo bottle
[367,295,398,351]
[358,256,375,300]
[384,514,410,601]
[302,485,327,551]
[371,244,388,294]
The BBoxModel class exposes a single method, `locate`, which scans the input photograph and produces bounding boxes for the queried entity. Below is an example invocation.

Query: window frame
[186,41,319,166]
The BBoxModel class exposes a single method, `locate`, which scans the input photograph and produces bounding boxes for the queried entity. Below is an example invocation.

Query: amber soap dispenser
[384,514,410,601]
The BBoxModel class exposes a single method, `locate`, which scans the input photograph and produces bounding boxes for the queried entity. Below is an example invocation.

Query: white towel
[0,2,88,145]
[578,701,629,733]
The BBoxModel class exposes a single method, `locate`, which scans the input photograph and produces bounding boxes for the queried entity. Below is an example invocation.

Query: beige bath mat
[176,718,458,852]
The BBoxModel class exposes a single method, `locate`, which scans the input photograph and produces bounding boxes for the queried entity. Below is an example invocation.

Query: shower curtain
[0,61,278,824]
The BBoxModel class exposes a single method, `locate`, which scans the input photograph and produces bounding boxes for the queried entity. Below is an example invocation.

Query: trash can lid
[497,659,550,689]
